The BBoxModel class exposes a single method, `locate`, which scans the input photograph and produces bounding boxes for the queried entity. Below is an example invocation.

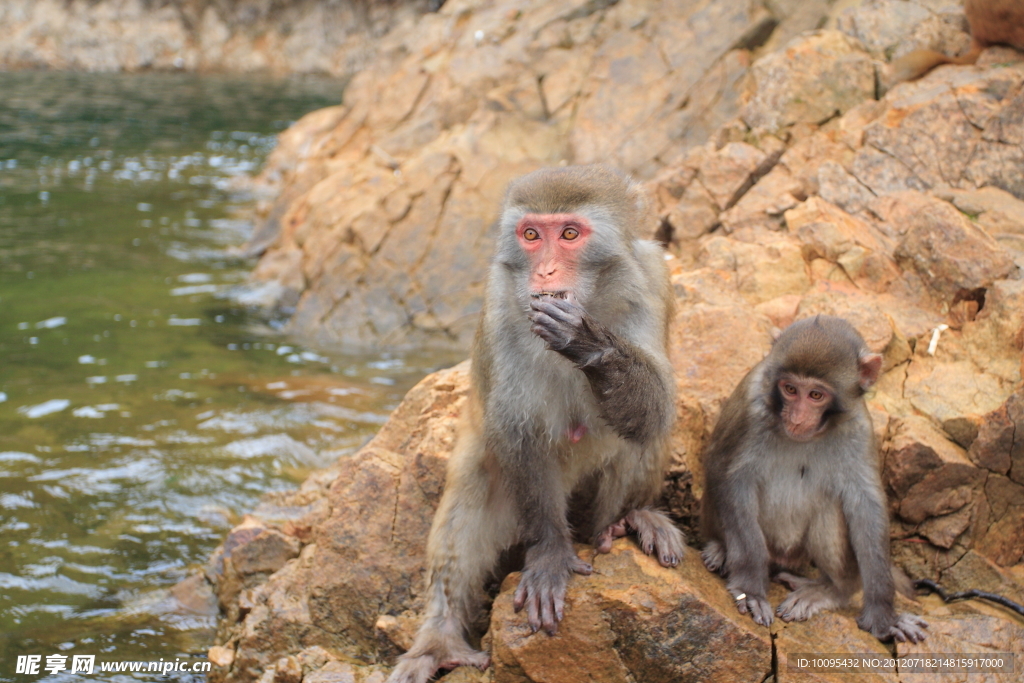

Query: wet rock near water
[183,0,1024,681]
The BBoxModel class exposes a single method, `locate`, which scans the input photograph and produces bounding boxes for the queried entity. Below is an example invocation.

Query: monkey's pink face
[777,376,834,442]
[516,213,593,295]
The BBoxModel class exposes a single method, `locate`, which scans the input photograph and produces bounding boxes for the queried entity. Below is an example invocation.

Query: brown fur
[386,165,683,683]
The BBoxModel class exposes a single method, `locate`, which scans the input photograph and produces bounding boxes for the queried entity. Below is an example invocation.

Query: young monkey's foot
[888,614,928,643]
[596,508,685,567]
[387,648,489,683]
[513,547,592,635]
[730,587,774,627]
[774,572,844,622]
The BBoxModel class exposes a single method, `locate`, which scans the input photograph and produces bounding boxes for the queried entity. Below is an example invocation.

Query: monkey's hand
[858,606,928,643]
[513,546,592,635]
[528,296,670,444]
[527,295,607,361]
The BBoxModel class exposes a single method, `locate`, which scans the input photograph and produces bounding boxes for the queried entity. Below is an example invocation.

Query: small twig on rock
[914,578,1024,617]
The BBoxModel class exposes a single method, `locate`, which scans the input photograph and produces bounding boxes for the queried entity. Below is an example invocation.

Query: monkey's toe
[701,541,725,573]
[439,651,491,672]
[890,614,928,643]
[623,508,686,568]
[596,519,629,553]
[739,595,774,627]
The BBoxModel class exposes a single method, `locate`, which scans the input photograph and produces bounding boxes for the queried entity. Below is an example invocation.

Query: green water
[0,72,459,680]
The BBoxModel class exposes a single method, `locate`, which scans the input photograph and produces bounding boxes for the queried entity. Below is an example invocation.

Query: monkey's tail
[913,578,1024,618]
[889,41,984,83]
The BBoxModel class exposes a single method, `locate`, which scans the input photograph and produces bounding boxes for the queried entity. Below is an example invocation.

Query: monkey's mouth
[531,290,569,300]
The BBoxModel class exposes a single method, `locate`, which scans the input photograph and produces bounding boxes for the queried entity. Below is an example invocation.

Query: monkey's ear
[858,353,883,390]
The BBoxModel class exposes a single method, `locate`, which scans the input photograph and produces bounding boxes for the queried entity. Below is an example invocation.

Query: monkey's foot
[731,589,774,627]
[386,646,489,683]
[513,549,592,635]
[701,540,725,574]
[596,508,685,567]
[858,608,928,644]
[775,573,844,622]
[889,614,928,643]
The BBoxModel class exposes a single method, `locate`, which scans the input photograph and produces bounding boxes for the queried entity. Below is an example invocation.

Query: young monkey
[385,165,684,683]
[701,315,927,643]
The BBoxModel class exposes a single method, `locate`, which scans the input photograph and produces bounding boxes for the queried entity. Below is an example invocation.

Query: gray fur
[700,315,927,643]
[387,165,683,683]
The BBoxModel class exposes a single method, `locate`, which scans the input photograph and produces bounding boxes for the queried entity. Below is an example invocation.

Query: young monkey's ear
[858,353,883,391]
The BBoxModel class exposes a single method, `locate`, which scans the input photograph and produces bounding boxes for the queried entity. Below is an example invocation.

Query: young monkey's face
[776,374,835,442]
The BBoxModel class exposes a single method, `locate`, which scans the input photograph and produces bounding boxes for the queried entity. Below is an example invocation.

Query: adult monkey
[386,165,684,683]
[701,315,927,643]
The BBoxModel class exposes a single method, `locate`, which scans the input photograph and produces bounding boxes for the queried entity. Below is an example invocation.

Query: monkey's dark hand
[858,606,928,643]
[513,546,592,635]
[527,296,611,366]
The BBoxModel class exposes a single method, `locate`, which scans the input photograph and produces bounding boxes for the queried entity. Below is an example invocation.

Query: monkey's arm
[528,297,671,444]
[841,470,927,643]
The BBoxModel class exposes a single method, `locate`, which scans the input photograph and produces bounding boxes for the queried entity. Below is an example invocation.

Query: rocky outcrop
[0,0,429,74]
[183,0,1024,681]
[240,0,1024,353]
[197,365,1024,683]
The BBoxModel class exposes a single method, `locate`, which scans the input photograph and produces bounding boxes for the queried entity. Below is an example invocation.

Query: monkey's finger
[530,324,572,352]
[540,591,557,635]
[527,595,542,633]
[569,556,593,575]
[595,530,614,553]
[513,582,528,612]
[529,299,583,326]
[554,592,566,622]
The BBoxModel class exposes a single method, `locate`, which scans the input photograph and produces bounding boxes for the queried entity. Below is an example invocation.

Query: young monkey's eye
[783,384,798,395]
[809,390,824,401]
[561,227,579,240]
[523,228,539,241]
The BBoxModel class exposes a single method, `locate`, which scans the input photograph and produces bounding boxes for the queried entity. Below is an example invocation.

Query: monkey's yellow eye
[783,384,797,395]
[523,228,539,240]
[809,390,823,401]
[562,227,579,240]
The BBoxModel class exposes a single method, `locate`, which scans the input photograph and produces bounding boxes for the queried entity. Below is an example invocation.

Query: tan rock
[776,610,897,683]
[273,656,303,683]
[698,235,810,305]
[898,616,1024,683]
[490,543,773,683]
[741,30,876,132]
[884,416,986,525]
[213,364,469,682]
[904,356,1014,427]
[938,185,1024,237]
[210,646,236,668]
[881,192,1016,302]
[719,165,805,233]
